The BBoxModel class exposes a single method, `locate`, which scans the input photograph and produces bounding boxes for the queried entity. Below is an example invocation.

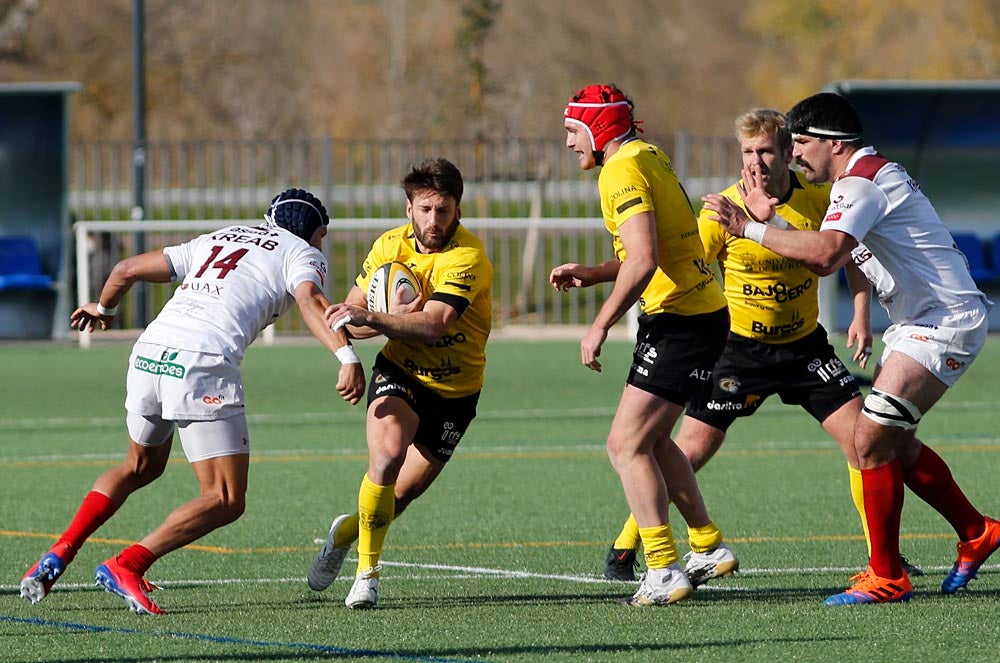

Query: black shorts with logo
[626,307,729,406]
[368,353,480,463]
[685,325,861,431]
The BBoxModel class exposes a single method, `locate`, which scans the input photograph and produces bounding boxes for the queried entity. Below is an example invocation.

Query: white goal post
[73,218,637,348]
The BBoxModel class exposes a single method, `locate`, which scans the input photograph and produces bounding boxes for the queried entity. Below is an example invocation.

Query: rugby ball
[367,261,422,313]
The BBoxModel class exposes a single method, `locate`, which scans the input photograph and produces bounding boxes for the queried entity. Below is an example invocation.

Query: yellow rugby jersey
[697,171,831,342]
[599,139,726,316]
[357,222,493,397]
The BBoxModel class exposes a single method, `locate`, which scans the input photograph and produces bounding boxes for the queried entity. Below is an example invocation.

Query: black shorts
[685,325,861,431]
[368,353,480,463]
[626,307,729,406]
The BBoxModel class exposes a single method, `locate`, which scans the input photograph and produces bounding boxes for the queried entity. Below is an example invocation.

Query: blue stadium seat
[991,234,1000,283]
[951,232,996,284]
[0,237,54,290]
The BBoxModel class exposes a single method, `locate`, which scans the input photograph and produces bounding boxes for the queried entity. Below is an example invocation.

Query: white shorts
[124,341,250,461]
[126,410,250,462]
[880,302,988,387]
[125,341,245,420]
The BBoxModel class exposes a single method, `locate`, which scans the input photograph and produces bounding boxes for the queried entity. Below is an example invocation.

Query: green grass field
[2,336,999,662]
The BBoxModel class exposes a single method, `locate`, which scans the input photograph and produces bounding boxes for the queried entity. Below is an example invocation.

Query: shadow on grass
[9,636,856,663]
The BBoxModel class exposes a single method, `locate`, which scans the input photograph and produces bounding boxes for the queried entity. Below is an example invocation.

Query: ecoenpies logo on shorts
[134,351,186,379]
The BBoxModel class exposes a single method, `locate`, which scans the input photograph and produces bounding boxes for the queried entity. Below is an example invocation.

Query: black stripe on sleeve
[616,196,643,214]
[429,291,470,316]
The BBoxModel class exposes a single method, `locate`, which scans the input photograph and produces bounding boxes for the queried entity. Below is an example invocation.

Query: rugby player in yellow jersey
[551,83,738,606]
[306,158,493,609]
[603,109,924,583]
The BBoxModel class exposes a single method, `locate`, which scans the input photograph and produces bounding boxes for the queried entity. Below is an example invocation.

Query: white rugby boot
[683,542,740,587]
[345,565,381,609]
[620,564,693,607]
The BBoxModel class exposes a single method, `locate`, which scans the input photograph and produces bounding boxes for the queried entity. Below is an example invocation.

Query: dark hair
[266,188,329,241]
[786,92,863,145]
[401,158,464,203]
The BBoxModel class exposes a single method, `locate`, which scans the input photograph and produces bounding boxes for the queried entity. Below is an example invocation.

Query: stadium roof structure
[827,79,1000,93]
[824,79,1000,233]
[0,81,82,94]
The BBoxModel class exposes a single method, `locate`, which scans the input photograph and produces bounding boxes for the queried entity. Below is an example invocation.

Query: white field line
[5,436,1000,465]
[4,558,996,593]
[6,440,1000,465]
[0,399,995,432]
[0,407,615,432]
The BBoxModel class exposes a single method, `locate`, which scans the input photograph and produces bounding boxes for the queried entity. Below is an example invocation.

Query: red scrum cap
[564,84,638,156]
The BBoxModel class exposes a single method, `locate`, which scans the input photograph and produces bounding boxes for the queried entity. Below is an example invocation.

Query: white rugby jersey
[138,224,327,361]
[821,147,987,323]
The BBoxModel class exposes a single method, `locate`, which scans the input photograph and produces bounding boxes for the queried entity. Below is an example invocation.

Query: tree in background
[455,0,501,140]
[0,0,997,141]
[745,0,1000,108]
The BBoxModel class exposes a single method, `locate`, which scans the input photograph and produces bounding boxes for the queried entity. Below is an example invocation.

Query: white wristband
[334,345,361,365]
[768,213,790,230]
[96,302,118,316]
[743,221,768,244]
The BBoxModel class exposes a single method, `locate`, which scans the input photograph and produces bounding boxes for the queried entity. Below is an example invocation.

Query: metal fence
[73,218,619,341]
[67,135,742,337]
[69,135,741,222]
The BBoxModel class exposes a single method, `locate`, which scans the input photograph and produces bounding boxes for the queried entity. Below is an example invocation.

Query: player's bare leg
[393,443,445,516]
[606,387,693,605]
[674,415,727,473]
[95,452,249,614]
[664,417,737,585]
[20,439,172,605]
[137,453,249,557]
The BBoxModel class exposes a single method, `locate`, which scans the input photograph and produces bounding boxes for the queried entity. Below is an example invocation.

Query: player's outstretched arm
[702,194,855,276]
[71,249,173,333]
[549,260,619,291]
[295,281,365,405]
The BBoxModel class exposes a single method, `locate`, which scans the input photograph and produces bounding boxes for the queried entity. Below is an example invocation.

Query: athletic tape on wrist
[769,214,790,230]
[335,345,361,365]
[96,302,118,316]
[743,222,768,244]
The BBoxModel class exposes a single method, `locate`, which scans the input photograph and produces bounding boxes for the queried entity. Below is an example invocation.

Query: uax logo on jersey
[134,354,186,378]
[824,212,842,222]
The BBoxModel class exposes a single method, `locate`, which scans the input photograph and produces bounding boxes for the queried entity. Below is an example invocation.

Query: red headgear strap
[564,84,637,154]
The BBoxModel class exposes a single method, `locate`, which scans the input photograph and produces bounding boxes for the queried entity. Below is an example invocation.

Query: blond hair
[735,109,791,152]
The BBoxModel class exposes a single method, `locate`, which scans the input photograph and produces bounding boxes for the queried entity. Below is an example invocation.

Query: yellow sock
[639,523,679,569]
[356,473,395,574]
[333,513,360,548]
[613,513,641,550]
[849,464,872,557]
[687,521,723,553]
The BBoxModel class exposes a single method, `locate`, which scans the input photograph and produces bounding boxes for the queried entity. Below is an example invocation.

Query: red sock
[862,461,904,579]
[54,491,118,563]
[902,444,985,541]
[116,543,157,576]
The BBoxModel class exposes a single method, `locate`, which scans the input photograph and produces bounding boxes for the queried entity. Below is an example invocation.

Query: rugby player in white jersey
[19,188,365,615]
[702,92,998,606]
